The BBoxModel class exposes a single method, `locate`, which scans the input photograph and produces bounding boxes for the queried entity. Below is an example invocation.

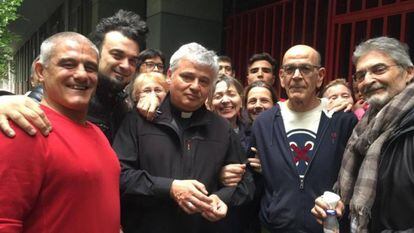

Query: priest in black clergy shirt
[113,42,254,233]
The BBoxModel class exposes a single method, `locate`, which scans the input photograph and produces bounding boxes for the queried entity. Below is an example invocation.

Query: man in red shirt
[0,32,120,233]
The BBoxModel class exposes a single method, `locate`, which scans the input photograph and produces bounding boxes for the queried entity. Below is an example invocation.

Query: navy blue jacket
[251,104,357,233]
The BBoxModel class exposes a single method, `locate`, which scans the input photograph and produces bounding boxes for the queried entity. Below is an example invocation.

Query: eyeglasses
[353,63,401,83]
[143,61,164,72]
[281,63,320,76]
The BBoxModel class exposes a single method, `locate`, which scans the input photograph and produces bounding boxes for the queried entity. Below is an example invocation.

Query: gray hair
[353,36,413,68]
[39,32,99,66]
[169,42,218,75]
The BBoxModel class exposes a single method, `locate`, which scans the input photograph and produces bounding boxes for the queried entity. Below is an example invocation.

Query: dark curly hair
[90,9,148,51]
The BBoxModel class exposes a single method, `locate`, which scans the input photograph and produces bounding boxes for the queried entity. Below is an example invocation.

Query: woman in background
[130,72,168,111]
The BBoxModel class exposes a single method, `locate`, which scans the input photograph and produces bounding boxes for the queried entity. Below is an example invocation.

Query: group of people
[0,8,413,233]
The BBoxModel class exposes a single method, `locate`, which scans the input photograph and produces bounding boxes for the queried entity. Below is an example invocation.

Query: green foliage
[0,0,23,79]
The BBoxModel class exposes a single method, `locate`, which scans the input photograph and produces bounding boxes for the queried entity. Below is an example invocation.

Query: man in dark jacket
[113,42,254,233]
[312,37,414,232]
[251,45,357,233]
[87,9,148,143]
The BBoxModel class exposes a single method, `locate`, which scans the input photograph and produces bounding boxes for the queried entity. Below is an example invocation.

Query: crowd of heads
[28,7,414,128]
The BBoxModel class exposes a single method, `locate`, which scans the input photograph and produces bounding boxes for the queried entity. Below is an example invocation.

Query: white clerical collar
[181,112,193,118]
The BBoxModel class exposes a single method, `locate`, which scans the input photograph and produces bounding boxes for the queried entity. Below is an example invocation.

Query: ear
[271,74,275,85]
[166,69,172,85]
[405,66,414,84]
[279,69,286,88]
[316,67,326,89]
[35,61,46,83]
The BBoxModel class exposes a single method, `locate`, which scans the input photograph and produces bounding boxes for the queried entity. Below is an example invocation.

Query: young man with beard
[312,37,414,233]
[0,32,120,233]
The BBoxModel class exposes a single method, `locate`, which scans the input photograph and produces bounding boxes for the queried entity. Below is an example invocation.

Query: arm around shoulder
[0,95,51,137]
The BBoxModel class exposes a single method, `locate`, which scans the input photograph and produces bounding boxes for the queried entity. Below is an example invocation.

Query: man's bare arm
[0,95,51,137]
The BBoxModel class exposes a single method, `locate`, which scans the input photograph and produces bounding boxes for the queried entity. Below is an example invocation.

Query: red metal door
[326,0,414,84]
[224,0,414,96]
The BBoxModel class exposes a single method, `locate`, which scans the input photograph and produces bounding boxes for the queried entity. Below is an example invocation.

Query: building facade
[7,0,414,95]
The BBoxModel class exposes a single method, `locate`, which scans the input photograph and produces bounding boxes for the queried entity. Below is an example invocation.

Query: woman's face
[246,86,274,121]
[211,81,242,122]
[135,79,167,103]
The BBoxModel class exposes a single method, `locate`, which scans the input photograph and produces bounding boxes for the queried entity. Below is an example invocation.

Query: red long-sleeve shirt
[0,106,120,233]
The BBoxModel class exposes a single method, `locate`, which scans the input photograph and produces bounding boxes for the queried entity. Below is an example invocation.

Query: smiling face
[246,86,274,121]
[98,31,140,91]
[168,59,215,112]
[211,80,242,123]
[37,37,99,121]
[356,50,414,108]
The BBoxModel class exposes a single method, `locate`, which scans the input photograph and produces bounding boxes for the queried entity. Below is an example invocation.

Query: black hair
[90,9,148,50]
[247,52,277,73]
[136,48,166,71]
[218,55,232,64]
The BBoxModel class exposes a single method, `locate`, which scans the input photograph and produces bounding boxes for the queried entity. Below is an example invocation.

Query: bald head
[39,32,99,66]
[282,45,321,66]
[279,44,325,112]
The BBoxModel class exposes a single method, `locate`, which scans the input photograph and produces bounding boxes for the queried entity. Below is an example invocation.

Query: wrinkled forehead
[355,50,395,70]
[53,38,98,60]
[283,45,319,65]
[176,59,216,76]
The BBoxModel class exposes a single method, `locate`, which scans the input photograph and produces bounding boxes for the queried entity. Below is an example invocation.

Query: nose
[119,58,130,70]
[189,78,201,92]
[73,64,88,81]
[152,65,162,73]
[292,68,302,79]
[254,101,263,110]
[221,95,230,104]
[257,69,264,77]
[362,71,376,83]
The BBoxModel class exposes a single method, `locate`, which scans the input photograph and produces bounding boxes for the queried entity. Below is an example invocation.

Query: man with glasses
[250,45,357,232]
[312,37,414,232]
[137,48,166,74]
[246,52,276,85]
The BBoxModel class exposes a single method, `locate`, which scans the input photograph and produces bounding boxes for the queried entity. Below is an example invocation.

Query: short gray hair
[353,36,413,68]
[39,32,99,66]
[169,42,218,75]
